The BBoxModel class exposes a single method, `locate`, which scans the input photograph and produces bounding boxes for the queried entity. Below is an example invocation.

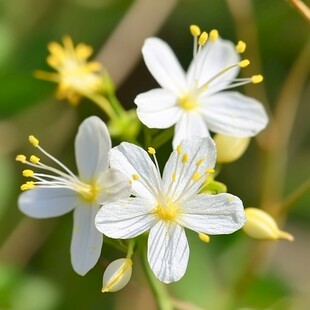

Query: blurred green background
[0,0,309,309]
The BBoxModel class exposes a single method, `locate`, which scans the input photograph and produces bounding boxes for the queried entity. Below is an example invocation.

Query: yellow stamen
[190,25,201,37]
[198,32,208,46]
[206,168,215,174]
[132,174,140,180]
[209,29,219,41]
[16,154,27,163]
[29,135,39,147]
[177,145,182,154]
[192,172,201,181]
[172,172,177,182]
[239,59,250,68]
[21,181,35,191]
[148,147,156,155]
[198,233,211,243]
[182,153,189,163]
[23,169,34,177]
[30,155,40,164]
[154,202,179,222]
[195,158,204,166]
[179,96,198,110]
[251,75,264,84]
[236,40,246,53]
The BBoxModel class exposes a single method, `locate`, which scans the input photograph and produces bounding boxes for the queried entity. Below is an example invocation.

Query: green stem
[84,93,117,119]
[140,242,173,310]
[126,239,135,259]
[280,178,310,215]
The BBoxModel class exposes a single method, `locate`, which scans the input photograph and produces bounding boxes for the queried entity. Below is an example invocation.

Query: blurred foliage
[0,0,309,309]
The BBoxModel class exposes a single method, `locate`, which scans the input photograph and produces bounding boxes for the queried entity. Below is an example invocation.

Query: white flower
[135,27,268,148]
[17,116,131,276]
[95,136,246,283]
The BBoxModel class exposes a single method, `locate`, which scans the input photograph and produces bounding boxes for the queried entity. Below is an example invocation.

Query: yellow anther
[148,147,156,155]
[29,135,39,147]
[236,40,246,53]
[132,174,140,181]
[198,32,208,46]
[239,59,250,68]
[190,24,201,37]
[206,168,215,174]
[23,169,34,177]
[30,155,40,164]
[129,180,133,185]
[172,172,177,182]
[251,75,264,84]
[195,158,204,166]
[198,233,210,243]
[192,171,201,181]
[177,145,182,154]
[228,196,233,202]
[182,153,189,163]
[209,29,219,41]
[16,154,27,163]
[21,181,35,191]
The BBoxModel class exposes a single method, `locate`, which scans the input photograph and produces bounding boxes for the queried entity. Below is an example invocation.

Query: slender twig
[287,0,310,22]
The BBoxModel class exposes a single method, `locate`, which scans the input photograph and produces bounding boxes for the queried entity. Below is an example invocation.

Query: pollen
[177,145,182,154]
[195,158,204,166]
[236,41,246,53]
[30,155,40,164]
[192,171,201,181]
[198,233,211,243]
[148,147,156,155]
[23,169,34,177]
[209,29,219,41]
[16,154,27,163]
[182,153,189,163]
[154,202,180,222]
[190,24,201,37]
[251,75,264,84]
[21,181,35,191]
[172,172,177,182]
[179,96,198,110]
[239,59,250,68]
[206,168,215,174]
[132,174,140,180]
[29,135,39,147]
[198,32,208,46]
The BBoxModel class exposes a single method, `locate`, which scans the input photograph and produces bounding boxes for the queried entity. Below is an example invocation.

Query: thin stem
[140,242,173,310]
[84,93,117,119]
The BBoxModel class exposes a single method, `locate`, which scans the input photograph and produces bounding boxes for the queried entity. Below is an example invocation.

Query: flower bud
[102,258,133,293]
[243,208,294,241]
[214,134,250,163]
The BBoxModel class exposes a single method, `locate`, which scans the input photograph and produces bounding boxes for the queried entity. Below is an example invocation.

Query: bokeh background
[0,0,309,309]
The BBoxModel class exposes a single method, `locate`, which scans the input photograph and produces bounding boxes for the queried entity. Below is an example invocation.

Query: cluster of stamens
[16,135,97,202]
[179,25,263,111]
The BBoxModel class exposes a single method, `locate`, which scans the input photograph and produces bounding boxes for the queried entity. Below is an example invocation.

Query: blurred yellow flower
[243,208,294,241]
[35,36,103,106]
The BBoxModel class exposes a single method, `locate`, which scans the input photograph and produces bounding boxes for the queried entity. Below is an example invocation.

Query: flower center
[79,181,100,202]
[179,95,198,111]
[154,200,180,222]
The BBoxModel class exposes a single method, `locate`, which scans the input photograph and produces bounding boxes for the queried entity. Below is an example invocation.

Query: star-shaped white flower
[95,136,246,283]
[17,116,131,275]
[135,28,268,148]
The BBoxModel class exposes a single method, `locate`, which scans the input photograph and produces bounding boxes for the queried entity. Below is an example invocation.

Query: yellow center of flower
[179,95,198,111]
[154,201,180,222]
[79,181,100,202]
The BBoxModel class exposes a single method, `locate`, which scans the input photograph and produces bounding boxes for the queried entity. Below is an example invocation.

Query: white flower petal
[178,193,246,234]
[95,197,156,239]
[75,116,111,182]
[96,168,132,202]
[187,38,240,94]
[109,142,161,199]
[135,88,182,128]
[172,112,209,148]
[18,188,78,218]
[200,92,268,136]
[148,221,189,283]
[71,203,103,276]
[142,37,187,95]
[163,136,216,201]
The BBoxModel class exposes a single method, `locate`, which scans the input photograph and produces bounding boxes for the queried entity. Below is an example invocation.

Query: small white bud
[102,258,133,293]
